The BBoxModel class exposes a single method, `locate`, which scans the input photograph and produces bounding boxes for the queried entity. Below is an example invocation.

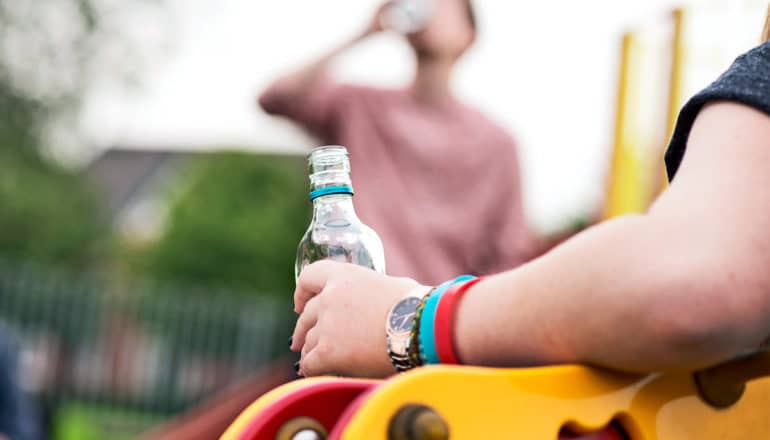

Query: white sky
[80,0,766,231]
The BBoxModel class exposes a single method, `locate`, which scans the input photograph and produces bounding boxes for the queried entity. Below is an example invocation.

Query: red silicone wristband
[434,277,484,364]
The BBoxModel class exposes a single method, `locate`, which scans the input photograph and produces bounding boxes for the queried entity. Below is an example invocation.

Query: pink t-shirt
[260,80,533,284]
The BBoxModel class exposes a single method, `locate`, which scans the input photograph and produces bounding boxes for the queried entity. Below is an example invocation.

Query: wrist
[454,278,487,365]
[418,276,477,365]
[434,277,484,365]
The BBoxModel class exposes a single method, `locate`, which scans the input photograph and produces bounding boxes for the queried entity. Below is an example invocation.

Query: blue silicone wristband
[309,185,354,201]
[420,275,476,365]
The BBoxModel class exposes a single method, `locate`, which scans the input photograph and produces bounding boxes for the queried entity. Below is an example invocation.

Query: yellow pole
[604,33,642,219]
[658,7,687,193]
[763,3,770,42]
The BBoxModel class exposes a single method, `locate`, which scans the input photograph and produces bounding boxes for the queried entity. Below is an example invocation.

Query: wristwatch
[386,286,431,372]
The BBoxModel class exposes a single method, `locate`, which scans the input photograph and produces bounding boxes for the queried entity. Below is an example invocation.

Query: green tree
[134,152,310,298]
[0,152,104,267]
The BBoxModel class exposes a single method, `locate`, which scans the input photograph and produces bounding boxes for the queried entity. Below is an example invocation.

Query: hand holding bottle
[291,260,421,378]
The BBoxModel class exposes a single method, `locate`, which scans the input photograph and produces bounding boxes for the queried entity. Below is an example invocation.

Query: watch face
[389,296,421,333]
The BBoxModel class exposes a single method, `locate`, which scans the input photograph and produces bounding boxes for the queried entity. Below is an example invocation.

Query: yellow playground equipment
[222,351,770,439]
[224,3,770,439]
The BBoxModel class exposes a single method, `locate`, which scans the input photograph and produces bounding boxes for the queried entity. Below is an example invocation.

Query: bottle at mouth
[380,0,433,34]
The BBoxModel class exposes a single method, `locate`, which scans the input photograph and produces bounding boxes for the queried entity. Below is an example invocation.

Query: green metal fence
[0,259,293,438]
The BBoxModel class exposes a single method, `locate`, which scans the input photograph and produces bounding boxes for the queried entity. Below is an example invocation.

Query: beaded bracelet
[407,288,434,368]
[419,275,476,365]
[435,277,484,364]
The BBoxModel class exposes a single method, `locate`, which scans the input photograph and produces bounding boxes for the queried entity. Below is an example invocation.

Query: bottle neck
[307,145,357,223]
[311,194,358,223]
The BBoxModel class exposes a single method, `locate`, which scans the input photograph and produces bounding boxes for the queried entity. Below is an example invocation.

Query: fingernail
[288,337,293,347]
[293,361,300,373]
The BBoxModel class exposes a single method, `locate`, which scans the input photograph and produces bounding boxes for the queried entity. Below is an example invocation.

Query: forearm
[259,30,369,111]
[455,213,760,372]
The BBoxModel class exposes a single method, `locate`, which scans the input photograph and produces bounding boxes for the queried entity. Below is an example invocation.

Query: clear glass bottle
[295,146,386,279]
[380,0,433,34]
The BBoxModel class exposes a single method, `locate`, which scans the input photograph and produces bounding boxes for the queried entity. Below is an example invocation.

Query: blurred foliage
[0,163,107,268]
[54,403,161,440]
[0,0,167,155]
[130,152,310,298]
[0,1,166,267]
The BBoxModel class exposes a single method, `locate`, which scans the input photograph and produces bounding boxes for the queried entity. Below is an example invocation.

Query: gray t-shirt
[666,41,770,180]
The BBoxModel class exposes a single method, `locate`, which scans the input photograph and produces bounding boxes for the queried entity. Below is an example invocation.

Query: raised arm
[257,8,382,115]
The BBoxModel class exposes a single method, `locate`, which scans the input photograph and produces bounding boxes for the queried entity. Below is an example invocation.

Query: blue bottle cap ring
[309,185,355,201]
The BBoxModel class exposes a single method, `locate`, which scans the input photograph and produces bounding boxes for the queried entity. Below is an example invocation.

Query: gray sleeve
[665,41,770,180]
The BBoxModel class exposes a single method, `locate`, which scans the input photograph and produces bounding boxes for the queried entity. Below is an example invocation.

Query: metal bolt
[276,417,327,440]
[388,404,450,440]
[291,430,324,440]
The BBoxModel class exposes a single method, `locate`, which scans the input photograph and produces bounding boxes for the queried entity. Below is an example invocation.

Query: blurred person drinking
[259,0,534,284]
